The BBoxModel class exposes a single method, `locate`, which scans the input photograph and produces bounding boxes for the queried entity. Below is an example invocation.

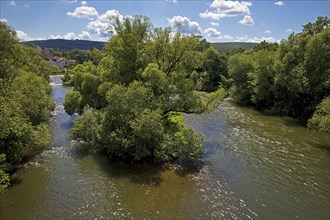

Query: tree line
[0,22,58,192]
[228,17,329,133]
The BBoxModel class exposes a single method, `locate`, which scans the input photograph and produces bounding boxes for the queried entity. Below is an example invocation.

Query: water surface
[0,75,329,219]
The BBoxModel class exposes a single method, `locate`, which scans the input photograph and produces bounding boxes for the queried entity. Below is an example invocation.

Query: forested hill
[211,42,257,52]
[22,39,106,50]
[22,39,257,51]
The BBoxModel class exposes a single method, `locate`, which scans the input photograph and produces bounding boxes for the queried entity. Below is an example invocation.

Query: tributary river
[0,75,329,219]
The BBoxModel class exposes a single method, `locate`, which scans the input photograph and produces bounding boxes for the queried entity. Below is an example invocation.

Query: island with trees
[0,16,329,193]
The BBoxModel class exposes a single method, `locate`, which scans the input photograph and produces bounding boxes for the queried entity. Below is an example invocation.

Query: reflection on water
[0,75,329,219]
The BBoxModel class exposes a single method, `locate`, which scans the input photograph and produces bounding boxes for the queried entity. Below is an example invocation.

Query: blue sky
[1,0,329,42]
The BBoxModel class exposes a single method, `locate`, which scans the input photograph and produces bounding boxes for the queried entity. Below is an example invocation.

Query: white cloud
[265,29,272,34]
[78,31,92,40]
[239,15,254,25]
[200,0,252,20]
[168,16,202,34]
[64,0,78,3]
[16,31,31,41]
[0,18,8,23]
[16,30,44,42]
[285,28,293,32]
[86,10,126,38]
[87,19,113,37]
[67,6,98,19]
[63,32,77,40]
[223,34,234,40]
[234,35,277,43]
[48,31,92,40]
[274,1,285,6]
[211,22,219,26]
[204,28,222,38]
[48,34,63,39]
[81,1,87,5]
[98,9,123,22]
[10,1,16,6]
[165,0,178,3]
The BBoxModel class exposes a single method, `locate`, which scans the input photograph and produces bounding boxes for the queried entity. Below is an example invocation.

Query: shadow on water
[9,175,23,186]
[68,139,204,187]
[281,117,306,128]
[313,143,330,152]
[94,155,165,187]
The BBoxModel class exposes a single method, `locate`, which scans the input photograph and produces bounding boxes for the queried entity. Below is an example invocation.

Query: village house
[40,49,76,69]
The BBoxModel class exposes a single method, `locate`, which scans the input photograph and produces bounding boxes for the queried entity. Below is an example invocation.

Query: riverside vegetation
[0,16,329,192]
[0,22,59,192]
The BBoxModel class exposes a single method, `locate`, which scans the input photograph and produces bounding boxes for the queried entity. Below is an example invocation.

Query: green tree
[308,96,330,133]
[64,91,82,115]
[0,154,10,193]
[0,22,53,191]
[201,47,228,91]
[228,53,254,105]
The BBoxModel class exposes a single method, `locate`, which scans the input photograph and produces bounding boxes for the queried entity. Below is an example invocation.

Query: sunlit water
[0,75,329,219]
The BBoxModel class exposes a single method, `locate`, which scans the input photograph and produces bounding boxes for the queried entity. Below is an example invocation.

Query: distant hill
[211,42,258,52]
[22,39,257,52]
[22,39,106,51]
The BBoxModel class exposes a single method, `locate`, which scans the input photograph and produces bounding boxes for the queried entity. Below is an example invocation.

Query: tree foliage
[65,16,225,164]
[0,21,54,192]
[308,96,330,133]
[227,17,330,127]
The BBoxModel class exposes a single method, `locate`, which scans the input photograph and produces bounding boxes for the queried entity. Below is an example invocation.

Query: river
[0,75,329,219]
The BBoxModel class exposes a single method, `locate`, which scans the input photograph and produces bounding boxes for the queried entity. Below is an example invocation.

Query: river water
[0,75,329,219]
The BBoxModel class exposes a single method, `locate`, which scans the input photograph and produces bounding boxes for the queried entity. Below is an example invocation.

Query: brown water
[0,75,329,219]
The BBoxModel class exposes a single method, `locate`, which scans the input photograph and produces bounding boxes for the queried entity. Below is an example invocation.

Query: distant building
[40,49,75,69]
[49,57,66,69]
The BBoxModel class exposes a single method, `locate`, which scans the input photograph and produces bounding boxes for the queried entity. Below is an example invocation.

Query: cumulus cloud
[48,31,92,40]
[81,1,87,5]
[285,28,293,32]
[16,30,31,41]
[223,34,234,40]
[63,32,76,40]
[16,30,44,42]
[204,28,222,38]
[168,16,202,35]
[265,29,272,34]
[98,9,123,22]
[165,0,178,3]
[78,31,92,40]
[87,19,113,37]
[67,6,98,19]
[63,0,78,3]
[238,15,254,25]
[274,1,285,6]
[200,0,252,20]
[234,35,277,43]
[10,1,16,6]
[48,34,62,39]
[211,22,219,26]
[85,10,126,38]
[0,18,8,23]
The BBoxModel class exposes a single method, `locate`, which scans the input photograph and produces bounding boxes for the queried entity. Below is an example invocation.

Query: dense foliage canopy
[64,16,225,164]
[0,21,55,192]
[227,17,330,133]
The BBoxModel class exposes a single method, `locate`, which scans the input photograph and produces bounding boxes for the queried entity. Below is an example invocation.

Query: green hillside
[211,42,258,52]
[22,39,106,50]
[22,39,257,52]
